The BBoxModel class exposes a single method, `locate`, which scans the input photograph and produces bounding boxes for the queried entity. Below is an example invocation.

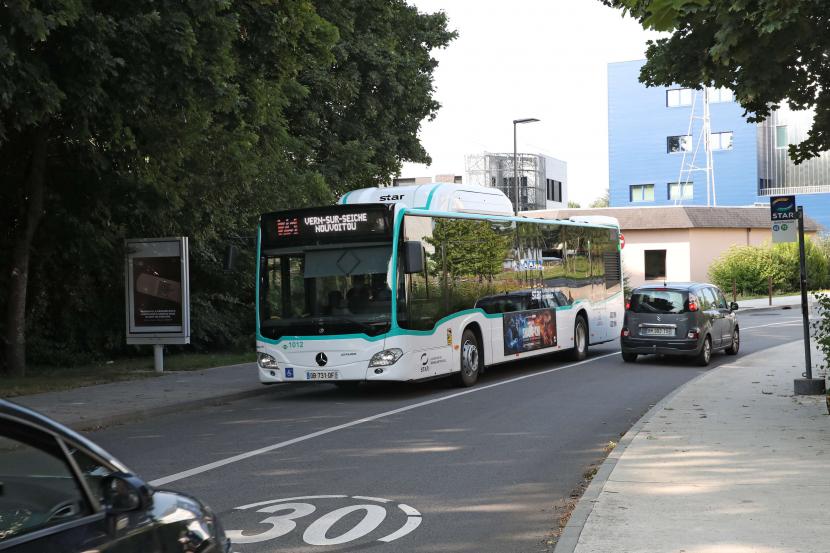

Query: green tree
[1,1,455,375]
[289,1,456,194]
[602,0,830,162]
[590,190,610,208]
[567,200,581,208]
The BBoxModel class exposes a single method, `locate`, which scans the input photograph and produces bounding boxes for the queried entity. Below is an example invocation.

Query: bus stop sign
[770,195,797,243]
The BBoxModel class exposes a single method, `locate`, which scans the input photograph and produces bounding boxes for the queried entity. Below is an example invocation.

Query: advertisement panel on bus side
[503,308,557,355]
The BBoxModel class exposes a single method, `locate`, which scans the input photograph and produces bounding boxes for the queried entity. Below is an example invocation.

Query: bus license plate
[306,370,339,380]
[643,327,674,336]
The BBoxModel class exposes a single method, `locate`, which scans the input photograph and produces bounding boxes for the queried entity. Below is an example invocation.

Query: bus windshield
[259,244,394,339]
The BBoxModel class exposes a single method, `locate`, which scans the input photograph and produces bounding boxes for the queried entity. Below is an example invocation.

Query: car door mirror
[102,473,153,514]
[730,302,739,311]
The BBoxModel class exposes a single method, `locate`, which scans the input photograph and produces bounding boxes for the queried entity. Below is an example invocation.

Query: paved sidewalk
[557,340,830,553]
[736,293,802,311]
[12,362,271,430]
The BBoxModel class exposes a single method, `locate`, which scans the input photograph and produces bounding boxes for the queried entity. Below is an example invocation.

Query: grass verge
[1,351,256,398]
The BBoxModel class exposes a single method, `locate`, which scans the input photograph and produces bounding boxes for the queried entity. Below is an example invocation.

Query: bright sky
[403,0,660,206]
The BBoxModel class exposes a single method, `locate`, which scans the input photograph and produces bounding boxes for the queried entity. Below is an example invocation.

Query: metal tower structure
[677,87,717,206]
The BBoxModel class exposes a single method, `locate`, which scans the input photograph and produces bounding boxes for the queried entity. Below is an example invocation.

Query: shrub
[708,238,830,296]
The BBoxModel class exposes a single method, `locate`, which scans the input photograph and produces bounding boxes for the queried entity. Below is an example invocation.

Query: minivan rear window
[629,290,687,314]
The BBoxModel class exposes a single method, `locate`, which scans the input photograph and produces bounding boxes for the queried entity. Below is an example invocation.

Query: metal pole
[797,206,812,378]
[513,122,518,213]
[154,343,164,373]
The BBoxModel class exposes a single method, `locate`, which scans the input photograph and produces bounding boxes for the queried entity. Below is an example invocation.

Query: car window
[67,444,116,508]
[0,424,92,541]
[700,287,717,309]
[714,289,728,309]
[629,290,686,314]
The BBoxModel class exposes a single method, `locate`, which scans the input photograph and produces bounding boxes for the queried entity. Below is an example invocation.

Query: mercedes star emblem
[315,352,328,367]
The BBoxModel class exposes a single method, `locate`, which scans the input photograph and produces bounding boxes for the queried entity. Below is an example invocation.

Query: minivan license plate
[643,327,674,336]
[306,370,339,380]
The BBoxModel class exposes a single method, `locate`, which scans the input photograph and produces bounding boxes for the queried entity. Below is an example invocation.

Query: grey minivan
[620,283,740,366]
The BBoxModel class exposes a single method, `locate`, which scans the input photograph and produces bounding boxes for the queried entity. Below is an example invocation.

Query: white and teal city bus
[255,184,623,387]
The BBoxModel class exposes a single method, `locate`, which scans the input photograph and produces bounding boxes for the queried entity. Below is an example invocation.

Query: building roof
[522,205,822,231]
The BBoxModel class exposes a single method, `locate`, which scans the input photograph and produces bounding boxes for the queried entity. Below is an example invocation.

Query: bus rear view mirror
[403,241,425,274]
[223,244,239,272]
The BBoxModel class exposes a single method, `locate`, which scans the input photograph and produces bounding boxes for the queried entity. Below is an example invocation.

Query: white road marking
[378,517,422,543]
[149,351,619,486]
[152,319,800,487]
[236,495,347,510]
[303,504,387,546]
[352,495,391,503]
[226,495,422,546]
[741,319,802,331]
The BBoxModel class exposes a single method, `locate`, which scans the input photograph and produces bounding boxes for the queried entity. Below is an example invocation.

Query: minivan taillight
[625,300,631,310]
[621,327,630,337]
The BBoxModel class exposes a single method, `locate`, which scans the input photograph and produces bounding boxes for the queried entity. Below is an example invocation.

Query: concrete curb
[737,303,800,314]
[68,386,278,432]
[553,365,714,553]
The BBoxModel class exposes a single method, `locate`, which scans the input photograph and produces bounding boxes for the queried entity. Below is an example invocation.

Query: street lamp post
[513,118,540,213]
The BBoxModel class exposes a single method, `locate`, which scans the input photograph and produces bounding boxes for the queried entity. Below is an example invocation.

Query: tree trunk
[4,128,48,377]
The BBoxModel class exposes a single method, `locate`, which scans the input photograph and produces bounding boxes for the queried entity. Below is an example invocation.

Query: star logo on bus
[315,352,328,366]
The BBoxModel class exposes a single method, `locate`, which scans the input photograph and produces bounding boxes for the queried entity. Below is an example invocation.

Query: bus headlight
[369,348,403,367]
[257,353,279,370]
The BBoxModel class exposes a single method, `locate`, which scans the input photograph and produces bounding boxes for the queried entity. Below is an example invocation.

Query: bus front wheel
[570,315,588,361]
[454,328,481,387]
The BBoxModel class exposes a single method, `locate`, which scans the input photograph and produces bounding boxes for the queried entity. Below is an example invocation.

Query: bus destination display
[263,205,392,247]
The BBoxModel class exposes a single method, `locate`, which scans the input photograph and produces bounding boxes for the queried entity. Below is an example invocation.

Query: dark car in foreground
[0,400,229,552]
[620,282,740,366]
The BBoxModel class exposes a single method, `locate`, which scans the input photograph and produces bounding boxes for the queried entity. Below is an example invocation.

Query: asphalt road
[88,310,805,553]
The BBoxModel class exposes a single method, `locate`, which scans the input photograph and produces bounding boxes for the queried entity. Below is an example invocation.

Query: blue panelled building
[608,60,830,231]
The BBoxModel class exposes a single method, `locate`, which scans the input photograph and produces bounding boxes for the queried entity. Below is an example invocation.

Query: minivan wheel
[454,328,481,387]
[696,336,712,366]
[725,327,740,355]
[621,352,637,363]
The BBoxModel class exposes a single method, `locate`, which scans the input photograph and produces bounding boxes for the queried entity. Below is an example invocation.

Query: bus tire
[454,328,481,387]
[570,315,588,361]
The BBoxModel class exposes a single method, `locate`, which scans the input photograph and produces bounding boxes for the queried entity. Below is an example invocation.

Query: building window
[710,131,733,151]
[707,87,733,103]
[644,250,667,280]
[668,182,693,200]
[776,125,789,149]
[546,179,563,202]
[667,135,692,153]
[666,88,693,107]
[630,184,654,203]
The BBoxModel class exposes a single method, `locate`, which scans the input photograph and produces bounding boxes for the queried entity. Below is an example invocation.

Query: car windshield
[259,244,393,339]
[629,289,687,314]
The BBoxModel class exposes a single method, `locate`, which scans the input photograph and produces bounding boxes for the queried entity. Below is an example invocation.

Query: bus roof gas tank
[566,215,620,228]
[339,183,514,216]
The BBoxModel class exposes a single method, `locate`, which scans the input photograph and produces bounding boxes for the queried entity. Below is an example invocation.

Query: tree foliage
[602,0,830,162]
[0,1,455,371]
[590,190,610,208]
